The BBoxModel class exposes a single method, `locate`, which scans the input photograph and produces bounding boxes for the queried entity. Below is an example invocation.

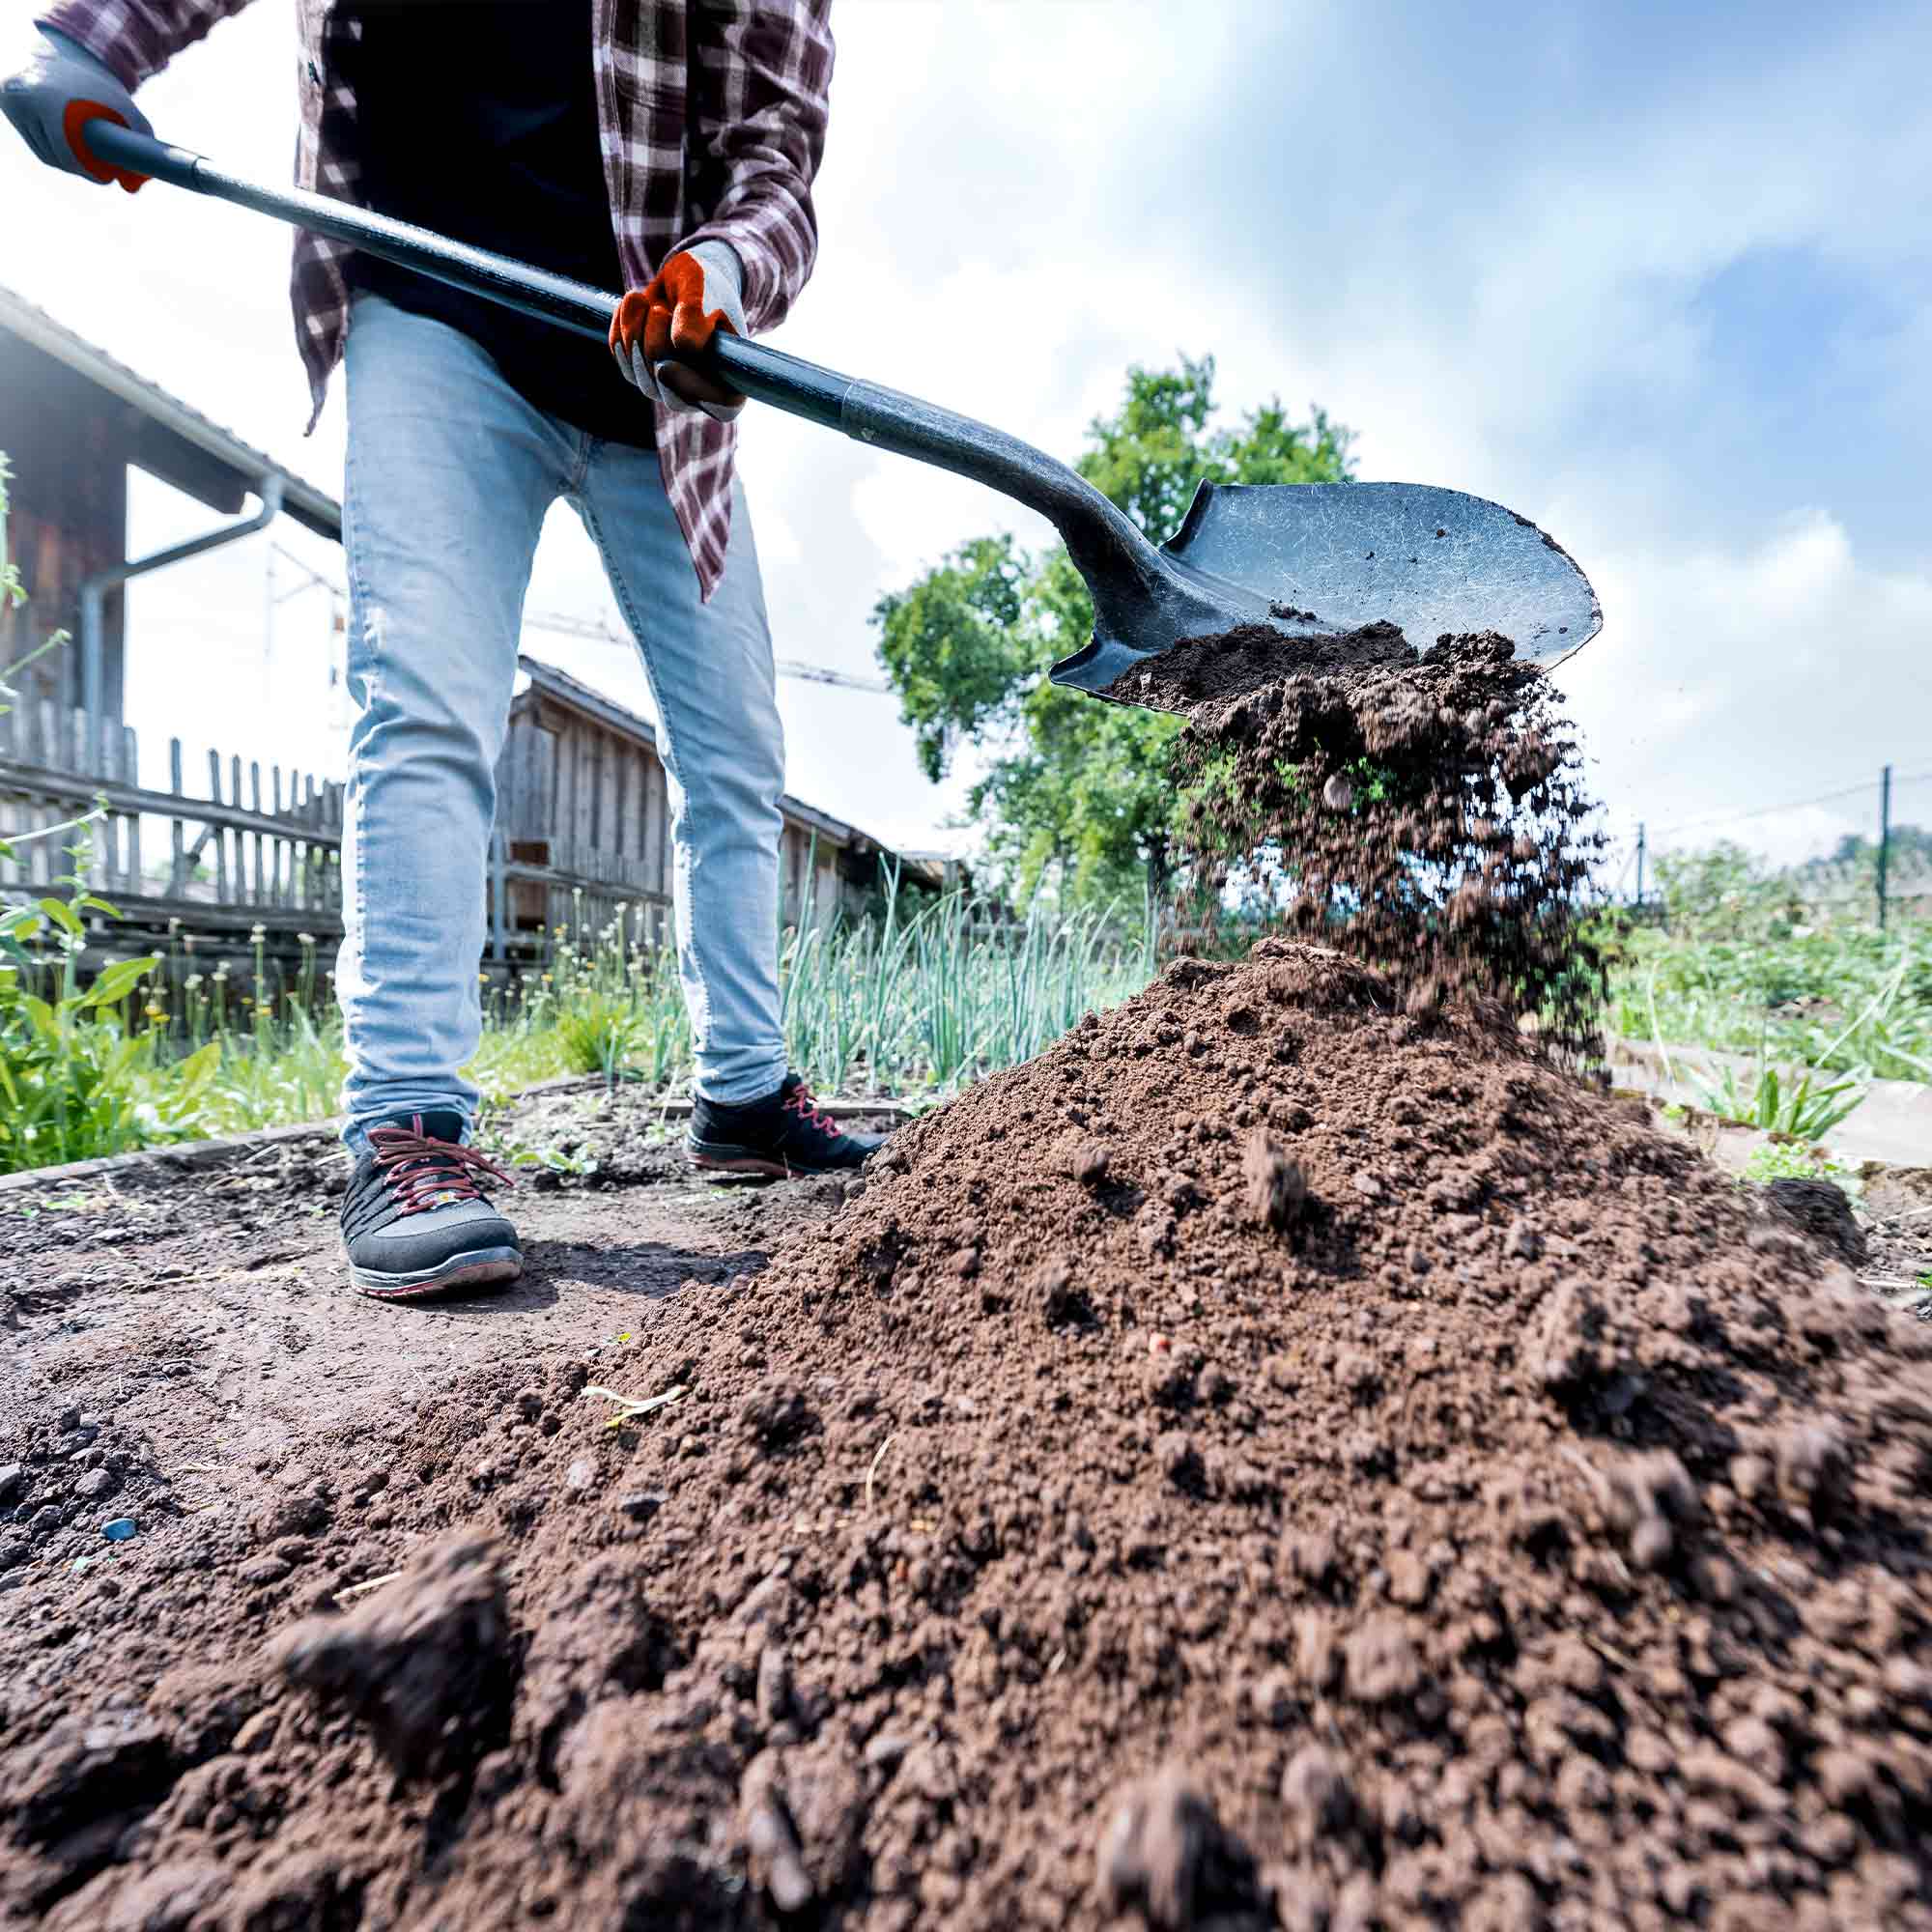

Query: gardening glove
[1,26,152,191]
[609,242,748,423]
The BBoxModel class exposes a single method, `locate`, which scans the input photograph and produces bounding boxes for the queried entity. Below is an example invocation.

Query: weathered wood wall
[0,336,129,722]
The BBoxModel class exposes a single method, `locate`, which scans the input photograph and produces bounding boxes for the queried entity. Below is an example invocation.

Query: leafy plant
[0,838,219,1171]
[1690,1055,1867,1141]
[1609,870,1931,1085]
[1741,1142,1857,1186]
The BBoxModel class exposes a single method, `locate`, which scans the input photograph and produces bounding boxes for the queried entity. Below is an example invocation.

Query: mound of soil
[5,944,1929,1930]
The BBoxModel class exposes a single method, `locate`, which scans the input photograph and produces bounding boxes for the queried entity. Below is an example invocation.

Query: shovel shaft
[87,121,1151,585]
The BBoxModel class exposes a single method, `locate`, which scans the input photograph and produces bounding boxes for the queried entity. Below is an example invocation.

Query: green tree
[872,356,1353,909]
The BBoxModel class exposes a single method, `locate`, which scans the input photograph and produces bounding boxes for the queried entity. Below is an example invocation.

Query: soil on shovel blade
[1100,618,1420,711]
[5,639,1930,1931]
[5,945,1930,1930]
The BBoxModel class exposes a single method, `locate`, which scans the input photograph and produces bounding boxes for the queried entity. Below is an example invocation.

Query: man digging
[4,0,883,1302]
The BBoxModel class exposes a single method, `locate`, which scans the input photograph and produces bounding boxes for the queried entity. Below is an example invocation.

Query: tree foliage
[872,356,1354,909]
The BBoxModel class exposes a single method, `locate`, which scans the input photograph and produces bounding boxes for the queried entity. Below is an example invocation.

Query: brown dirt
[1175,630,1607,1060]
[1101,621,1420,710]
[6,946,1930,1929]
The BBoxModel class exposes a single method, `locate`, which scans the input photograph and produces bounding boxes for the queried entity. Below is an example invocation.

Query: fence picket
[208,751,229,902]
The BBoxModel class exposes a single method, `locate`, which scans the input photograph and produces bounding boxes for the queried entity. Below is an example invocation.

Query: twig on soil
[582,1383,688,1428]
[1582,1632,1635,1674]
[864,1432,897,1512]
[336,1570,402,1602]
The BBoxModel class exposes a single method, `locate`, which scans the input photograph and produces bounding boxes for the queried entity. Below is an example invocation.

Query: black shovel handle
[86,121,1157,597]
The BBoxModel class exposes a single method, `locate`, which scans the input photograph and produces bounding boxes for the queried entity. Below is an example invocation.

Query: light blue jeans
[336,295,788,1151]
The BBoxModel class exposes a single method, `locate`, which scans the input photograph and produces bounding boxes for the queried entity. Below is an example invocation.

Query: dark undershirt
[340,0,654,447]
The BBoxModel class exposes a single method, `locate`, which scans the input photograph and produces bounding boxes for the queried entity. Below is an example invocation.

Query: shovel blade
[1049,481,1602,704]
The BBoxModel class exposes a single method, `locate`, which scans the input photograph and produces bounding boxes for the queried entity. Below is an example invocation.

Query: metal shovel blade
[1047,481,1603,705]
[82,121,1605,717]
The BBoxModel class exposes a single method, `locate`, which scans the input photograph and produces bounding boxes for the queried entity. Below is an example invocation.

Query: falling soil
[5,944,1931,1929]
[1174,628,1608,1060]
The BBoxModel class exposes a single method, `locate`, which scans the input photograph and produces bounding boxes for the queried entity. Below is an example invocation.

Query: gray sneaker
[340,1112,522,1301]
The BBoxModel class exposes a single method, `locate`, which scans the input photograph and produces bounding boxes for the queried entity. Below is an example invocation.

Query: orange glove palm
[609,244,748,423]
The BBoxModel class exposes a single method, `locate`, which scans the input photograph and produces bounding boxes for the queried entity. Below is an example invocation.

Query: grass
[1604,842,1930,1147]
[1613,921,1931,1086]
[0,866,1154,1175]
[1607,839,1931,1089]
[1740,1142,1860,1188]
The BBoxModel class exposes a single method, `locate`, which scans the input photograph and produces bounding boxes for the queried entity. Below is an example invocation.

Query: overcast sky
[3,0,1927,875]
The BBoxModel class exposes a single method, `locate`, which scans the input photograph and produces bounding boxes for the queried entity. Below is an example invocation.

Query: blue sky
[2,0,1926,868]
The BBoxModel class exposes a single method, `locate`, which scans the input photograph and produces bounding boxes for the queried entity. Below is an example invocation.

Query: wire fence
[1601,763,1932,928]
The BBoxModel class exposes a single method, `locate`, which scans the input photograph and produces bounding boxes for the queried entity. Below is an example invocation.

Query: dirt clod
[272,1536,512,1781]
[1240,1128,1307,1232]
[1096,1764,1256,1930]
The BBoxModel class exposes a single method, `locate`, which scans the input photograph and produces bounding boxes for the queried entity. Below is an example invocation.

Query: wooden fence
[0,700,668,964]
[0,698,343,926]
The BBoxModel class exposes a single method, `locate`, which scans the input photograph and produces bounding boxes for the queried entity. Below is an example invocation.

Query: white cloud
[1559,510,1932,865]
[2,0,1928,872]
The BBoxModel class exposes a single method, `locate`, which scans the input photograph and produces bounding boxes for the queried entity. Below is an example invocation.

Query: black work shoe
[340,1111,522,1301]
[688,1074,886,1179]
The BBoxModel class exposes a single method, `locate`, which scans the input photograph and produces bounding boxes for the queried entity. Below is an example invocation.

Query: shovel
[87,122,1602,708]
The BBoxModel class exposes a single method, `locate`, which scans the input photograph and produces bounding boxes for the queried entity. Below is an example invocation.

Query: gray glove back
[617,239,749,425]
[1,26,152,184]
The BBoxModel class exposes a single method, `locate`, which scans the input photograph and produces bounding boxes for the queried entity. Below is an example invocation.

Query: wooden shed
[494,659,942,954]
[0,284,956,979]
[0,281,342,730]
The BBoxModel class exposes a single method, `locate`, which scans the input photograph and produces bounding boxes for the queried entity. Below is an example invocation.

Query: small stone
[564,1459,598,1495]
[1321,773,1355,812]
[58,1406,81,1433]
[1386,1549,1434,1607]
[0,1464,22,1504]
[0,1531,29,1571]
[29,1505,62,1537]
[73,1468,116,1502]
[240,1554,293,1587]
[1351,1171,1383,1200]
[101,1517,138,1542]
[618,1492,667,1521]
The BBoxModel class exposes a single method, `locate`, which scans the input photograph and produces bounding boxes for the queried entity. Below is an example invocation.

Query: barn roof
[0,281,343,543]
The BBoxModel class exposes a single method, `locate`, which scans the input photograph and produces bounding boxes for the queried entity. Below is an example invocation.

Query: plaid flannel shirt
[41,0,835,599]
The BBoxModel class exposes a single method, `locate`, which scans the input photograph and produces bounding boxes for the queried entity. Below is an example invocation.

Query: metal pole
[1635,822,1645,909]
[1877,764,1892,932]
[77,477,284,773]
